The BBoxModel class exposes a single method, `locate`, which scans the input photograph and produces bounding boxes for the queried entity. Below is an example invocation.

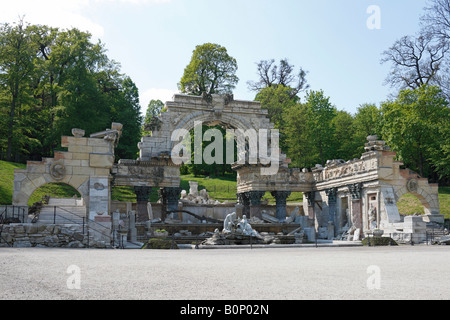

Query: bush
[142,239,178,250]
[362,237,398,246]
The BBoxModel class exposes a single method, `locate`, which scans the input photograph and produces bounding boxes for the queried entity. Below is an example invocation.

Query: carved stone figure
[223,212,237,234]
[369,205,377,230]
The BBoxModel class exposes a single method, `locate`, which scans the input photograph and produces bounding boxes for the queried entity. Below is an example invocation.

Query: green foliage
[142,99,164,136]
[362,237,398,246]
[0,20,142,163]
[142,238,178,249]
[178,43,239,96]
[303,90,337,166]
[381,85,449,179]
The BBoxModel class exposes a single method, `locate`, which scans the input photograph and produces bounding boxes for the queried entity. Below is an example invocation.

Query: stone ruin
[4,93,445,248]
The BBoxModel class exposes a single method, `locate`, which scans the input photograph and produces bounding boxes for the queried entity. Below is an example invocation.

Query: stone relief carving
[50,161,66,181]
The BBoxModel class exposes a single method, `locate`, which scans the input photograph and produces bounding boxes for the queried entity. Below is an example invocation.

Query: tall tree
[382,0,450,98]
[178,43,239,96]
[304,90,337,167]
[381,85,449,180]
[142,99,164,135]
[0,20,36,161]
[247,58,309,99]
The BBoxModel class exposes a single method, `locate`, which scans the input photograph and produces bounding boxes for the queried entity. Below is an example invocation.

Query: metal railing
[0,205,113,248]
[0,206,27,224]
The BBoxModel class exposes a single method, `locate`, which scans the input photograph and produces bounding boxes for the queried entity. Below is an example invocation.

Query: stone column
[237,193,250,217]
[348,183,363,231]
[304,191,316,220]
[161,187,181,220]
[325,188,337,236]
[271,191,291,221]
[247,191,265,219]
[134,186,152,223]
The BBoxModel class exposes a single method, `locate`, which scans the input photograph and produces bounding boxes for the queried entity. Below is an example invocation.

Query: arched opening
[397,193,428,217]
[27,182,86,224]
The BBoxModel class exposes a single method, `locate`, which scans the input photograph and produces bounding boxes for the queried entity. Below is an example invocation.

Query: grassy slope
[1,160,448,218]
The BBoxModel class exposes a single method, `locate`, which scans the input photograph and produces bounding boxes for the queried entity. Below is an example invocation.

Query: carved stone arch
[394,186,437,216]
[14,174,89,207]
[169,111,260,160]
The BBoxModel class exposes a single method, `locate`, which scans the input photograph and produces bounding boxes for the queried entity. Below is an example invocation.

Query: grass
[0,160,26,205]
[397,187,450,219]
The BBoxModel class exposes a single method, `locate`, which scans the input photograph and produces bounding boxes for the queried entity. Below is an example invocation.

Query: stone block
[72,166,94,176]
[67,136,88,146]
[88,138,110,147]
[72,152,90,160]
[95,215,111,223]
[69,145,93,154]
[90,153,115,168]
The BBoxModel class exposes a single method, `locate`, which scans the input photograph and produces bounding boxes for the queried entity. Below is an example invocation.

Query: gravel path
[1,245,449,300]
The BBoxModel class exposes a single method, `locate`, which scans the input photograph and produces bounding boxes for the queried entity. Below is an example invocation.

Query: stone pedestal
[134,186,152,223]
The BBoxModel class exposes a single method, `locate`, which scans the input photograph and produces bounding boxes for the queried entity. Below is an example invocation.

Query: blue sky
[1,0,428,115]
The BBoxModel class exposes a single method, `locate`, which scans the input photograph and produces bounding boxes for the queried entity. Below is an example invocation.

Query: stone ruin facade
[7,94,443,247]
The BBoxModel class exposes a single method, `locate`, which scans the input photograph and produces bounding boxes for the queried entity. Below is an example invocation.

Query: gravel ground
[0,245,449,300]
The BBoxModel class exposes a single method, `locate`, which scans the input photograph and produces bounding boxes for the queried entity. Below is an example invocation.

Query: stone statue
[147,202,153,220]
[237,215,258,237]
[369,205,377,230]
[223,212,237,234]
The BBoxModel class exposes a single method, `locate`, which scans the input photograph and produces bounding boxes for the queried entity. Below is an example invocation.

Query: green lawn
[396,187,450,219]
[0,160,26,205]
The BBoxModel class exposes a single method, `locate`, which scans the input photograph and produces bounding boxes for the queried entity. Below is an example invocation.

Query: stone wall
[0,223,109,248]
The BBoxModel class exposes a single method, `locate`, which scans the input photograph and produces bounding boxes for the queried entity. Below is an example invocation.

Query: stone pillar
[304,191,315,220]
[325,188,337,236]
[134,186,152,223]
[160,187,181,221]
[237,193,250,217]
[247,191,265,219]
[348,183,363,231]
[271,191,291,221]
[128,210,137,242]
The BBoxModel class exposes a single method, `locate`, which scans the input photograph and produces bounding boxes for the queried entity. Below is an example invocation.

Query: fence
[0,205,113,248]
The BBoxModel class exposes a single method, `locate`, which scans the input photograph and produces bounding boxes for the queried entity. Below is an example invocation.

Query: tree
[304,90,337,167]
[283,102,311,169]
[381,85,449,180]
[0,21,143,163]
[381,34,449,92]
[254,85,299,151]
[247,58,309,98]
[382,0,450,98]
[421,0,450,41]
[0,20,36,161]
[142,99,164,135]
[178,43,239,96]
[351,103,383,156]
[332,110,358,161]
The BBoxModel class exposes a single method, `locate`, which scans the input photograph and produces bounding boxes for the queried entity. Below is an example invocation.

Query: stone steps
[37,206,86,225]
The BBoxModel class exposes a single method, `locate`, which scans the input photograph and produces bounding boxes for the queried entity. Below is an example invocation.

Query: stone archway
[394,182,440,216]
